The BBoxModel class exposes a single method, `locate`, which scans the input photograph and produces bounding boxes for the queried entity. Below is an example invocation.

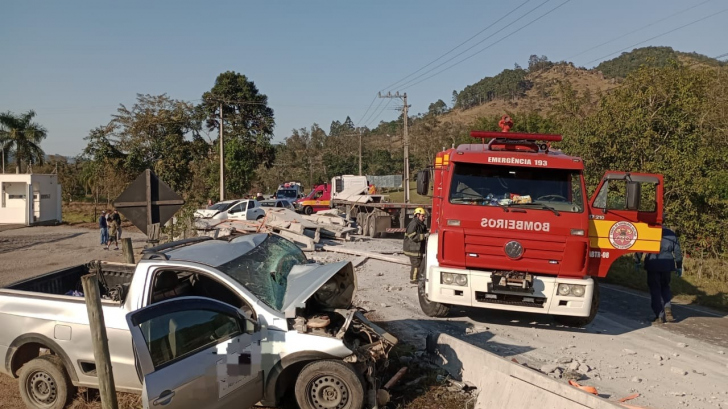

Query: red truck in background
[416,120,664,326]
[294,183,332,215]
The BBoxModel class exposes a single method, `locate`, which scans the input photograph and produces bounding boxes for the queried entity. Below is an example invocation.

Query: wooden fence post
[121,238,134,264]
[81,274,119,409]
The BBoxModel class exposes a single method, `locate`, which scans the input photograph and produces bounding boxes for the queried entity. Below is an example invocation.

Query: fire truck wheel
[367,217,378,238]
[555,281,600,327]
[418,279,450,317]
[303,206,314,215]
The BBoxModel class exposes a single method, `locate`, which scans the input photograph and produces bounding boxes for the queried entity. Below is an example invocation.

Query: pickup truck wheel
[257,215,265,220]
[418,278,450,317]
[303,206,314,216]
[294,360,364,409]
[18,355,75,409]
[555,280,600,327]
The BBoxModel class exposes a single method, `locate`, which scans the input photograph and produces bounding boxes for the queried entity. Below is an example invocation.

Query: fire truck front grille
[475,291,546,308]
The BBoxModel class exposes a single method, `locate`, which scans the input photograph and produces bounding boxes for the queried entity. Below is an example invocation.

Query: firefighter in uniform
[404,207,429,284]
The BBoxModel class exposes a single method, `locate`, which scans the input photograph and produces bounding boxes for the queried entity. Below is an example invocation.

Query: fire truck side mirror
[626,181,641,211]
[416,170,430,196]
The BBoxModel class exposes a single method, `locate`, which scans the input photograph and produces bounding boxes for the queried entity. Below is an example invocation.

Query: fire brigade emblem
[608,221,638,250]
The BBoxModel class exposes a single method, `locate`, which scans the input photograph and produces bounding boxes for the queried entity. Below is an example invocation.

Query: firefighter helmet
[414,207,426,216]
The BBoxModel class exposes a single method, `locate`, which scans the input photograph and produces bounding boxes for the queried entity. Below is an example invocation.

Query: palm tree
[0,110,47,174]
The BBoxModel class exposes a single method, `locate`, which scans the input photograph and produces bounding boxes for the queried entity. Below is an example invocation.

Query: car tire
[257,215,265,220]
[18,355,76,409]
[555,280,600,327]
[294,360,364,409]
[418,277,450,317]
[303,206,313,216]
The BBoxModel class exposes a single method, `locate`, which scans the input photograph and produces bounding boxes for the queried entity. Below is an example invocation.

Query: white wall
[0,175,61,225]
[31,174,61,223]
[0,180,28,224]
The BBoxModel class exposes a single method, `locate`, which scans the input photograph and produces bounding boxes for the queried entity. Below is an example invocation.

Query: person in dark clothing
[403,207,429,284]
[112,210,122,240]
[635,226,683,324]
[98,211,108,245]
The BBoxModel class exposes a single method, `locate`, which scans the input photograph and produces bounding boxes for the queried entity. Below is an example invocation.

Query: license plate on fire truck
[489,272,534,294]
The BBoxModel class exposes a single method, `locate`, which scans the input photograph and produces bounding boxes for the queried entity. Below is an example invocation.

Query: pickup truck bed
[6,262,135,299]
[0,261,142,393]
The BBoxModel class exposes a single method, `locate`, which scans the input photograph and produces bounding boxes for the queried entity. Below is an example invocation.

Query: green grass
[383,182,433,205]
[604,256,728,311]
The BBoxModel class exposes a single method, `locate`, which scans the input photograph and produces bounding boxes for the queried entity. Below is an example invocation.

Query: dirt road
[1,226,727,409]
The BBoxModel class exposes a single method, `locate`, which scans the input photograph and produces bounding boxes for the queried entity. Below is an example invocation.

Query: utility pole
[378,92,410,203]
[219,102,224,201]
[358,130,362,176]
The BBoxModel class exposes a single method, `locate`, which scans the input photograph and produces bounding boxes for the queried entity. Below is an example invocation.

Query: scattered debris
[631,377,642,383]
[653,354,664,361]
[383,367,408,390]
[540,364,559,374]
[671,367,689,376]
[321,245,411,265]
[562,369,583,382]
[677,342,688,348]
[623,349,637,355]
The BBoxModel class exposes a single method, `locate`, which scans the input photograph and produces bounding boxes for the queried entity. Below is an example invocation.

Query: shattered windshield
[216,235,308,310]
[277,189,298,199]
[449,162,584,213]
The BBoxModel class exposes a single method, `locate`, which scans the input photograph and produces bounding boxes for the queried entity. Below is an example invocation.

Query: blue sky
[1,0,726,156]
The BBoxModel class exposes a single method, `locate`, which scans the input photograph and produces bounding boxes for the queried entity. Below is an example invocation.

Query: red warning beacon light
[470,115,563,142]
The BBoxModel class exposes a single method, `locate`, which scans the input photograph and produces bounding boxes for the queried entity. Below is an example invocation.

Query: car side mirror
[626,181,641,211]
[416,169,430,196]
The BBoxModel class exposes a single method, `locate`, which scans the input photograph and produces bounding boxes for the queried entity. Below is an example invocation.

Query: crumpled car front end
[283,260,398,407]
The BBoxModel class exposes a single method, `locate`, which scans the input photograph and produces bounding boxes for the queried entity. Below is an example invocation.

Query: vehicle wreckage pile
[194,207,357,250]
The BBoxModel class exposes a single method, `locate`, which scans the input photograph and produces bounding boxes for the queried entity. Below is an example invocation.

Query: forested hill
[447,46,725,115]
[595,46,726,79]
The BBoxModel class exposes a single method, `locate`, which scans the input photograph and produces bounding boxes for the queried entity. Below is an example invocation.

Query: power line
[380,0,534,93]
[566,0,715,61]
[355,95,378,127]
[584,7,728,65]
[365,98,392,128]
[399,0,572,90]
[384,0,555,93]
[360,97,386,127]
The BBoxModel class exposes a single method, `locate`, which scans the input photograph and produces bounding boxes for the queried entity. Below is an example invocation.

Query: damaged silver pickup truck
[0,233,397,409]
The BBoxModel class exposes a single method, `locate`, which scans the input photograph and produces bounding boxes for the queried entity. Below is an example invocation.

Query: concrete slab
[428,333,633,409]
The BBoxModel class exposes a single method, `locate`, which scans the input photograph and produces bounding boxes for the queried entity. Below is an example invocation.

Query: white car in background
[259,199,295,210]
[194,199,266,221]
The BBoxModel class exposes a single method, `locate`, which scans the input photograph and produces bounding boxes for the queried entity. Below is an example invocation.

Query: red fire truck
[416,118,664,326]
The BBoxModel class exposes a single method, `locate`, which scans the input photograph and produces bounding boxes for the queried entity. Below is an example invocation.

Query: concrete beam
[427,333,626,409]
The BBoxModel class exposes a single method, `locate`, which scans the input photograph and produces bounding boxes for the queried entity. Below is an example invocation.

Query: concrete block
[428,333,624,409]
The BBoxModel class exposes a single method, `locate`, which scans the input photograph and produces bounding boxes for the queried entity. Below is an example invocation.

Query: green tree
[201,71,275,197]
[0,110,47,173]
[427,99,448,116]
[562,63,728,252]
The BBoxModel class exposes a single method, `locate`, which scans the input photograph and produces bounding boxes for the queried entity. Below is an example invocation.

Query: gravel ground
[311,236,728,409]
[0,225,148,287]
[1,226,727,409]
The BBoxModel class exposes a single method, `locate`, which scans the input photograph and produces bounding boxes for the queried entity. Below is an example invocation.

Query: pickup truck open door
[126,297,264,409]
[587,171,664,277]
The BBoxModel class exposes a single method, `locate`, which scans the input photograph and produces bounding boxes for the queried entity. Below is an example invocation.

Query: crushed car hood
[281,260,356,318]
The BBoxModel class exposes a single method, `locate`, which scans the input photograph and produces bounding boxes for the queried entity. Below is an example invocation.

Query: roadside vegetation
[606,256,728,311]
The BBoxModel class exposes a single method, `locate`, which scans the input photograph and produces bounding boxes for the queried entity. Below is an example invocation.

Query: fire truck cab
[417,124,664,326]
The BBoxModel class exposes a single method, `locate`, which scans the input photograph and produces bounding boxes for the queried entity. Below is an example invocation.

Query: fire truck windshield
[449,162,584,213]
